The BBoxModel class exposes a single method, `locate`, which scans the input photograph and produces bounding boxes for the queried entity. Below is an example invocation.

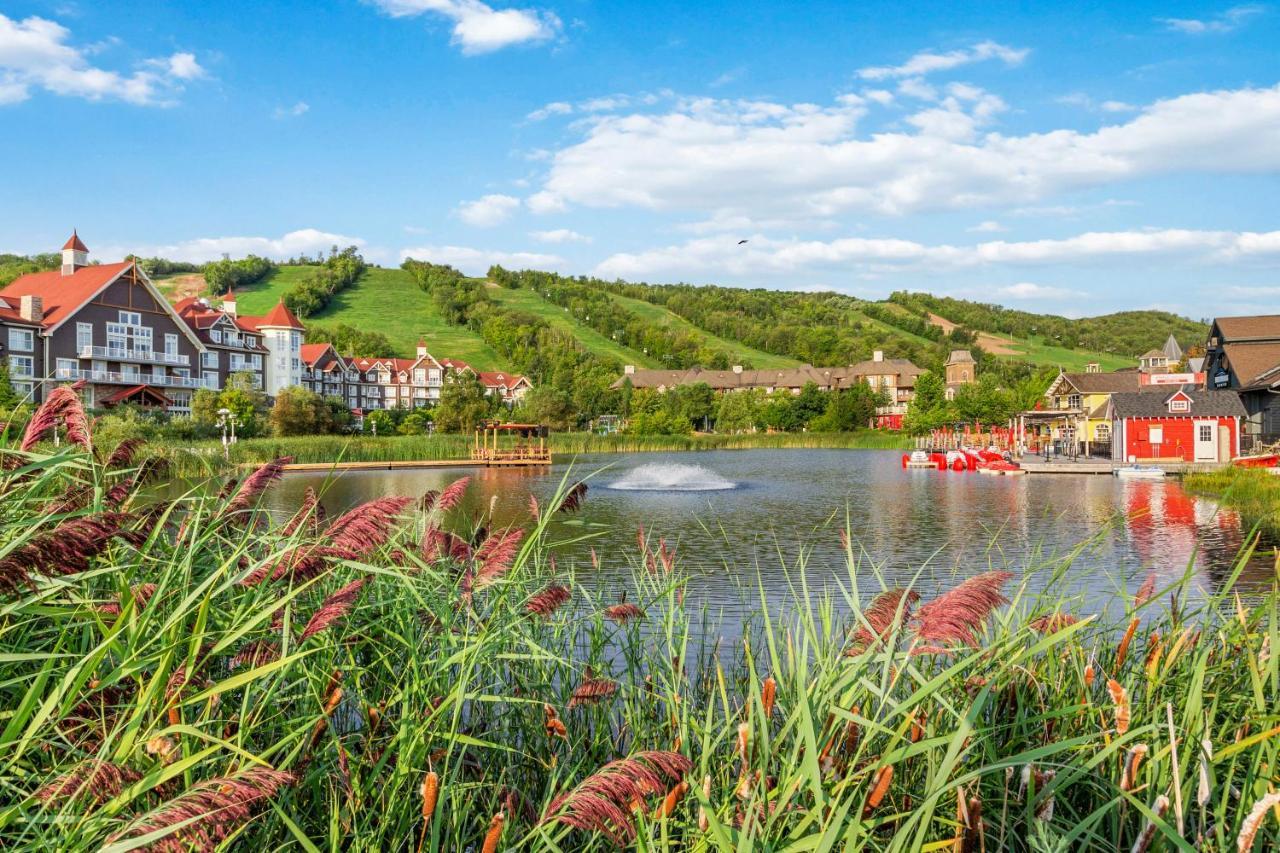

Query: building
[475,370,532,403]
[1138,349,1171,373]
[1202,314,1280,447]
[1107,386,1245,462]
[1,232,208,412]
[1017,369,1142,455]
[174,295,268,391]
[1162,333,1184,365]
[943,349,976,400]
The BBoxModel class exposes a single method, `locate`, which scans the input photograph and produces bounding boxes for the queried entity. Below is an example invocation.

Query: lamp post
[216,407,239,460]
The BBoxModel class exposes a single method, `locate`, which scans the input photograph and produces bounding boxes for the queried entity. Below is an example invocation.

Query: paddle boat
[1113,464,1166,479]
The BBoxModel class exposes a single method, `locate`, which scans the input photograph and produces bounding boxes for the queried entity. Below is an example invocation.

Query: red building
[1107,386,1246,462]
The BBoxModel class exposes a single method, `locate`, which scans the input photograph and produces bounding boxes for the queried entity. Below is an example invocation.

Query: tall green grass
[1185,467,1280,537]
[1,418,1278,849]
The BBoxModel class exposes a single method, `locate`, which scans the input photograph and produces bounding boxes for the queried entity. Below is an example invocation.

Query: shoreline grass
[155,430,913,474]
[1184,467,1280,537]
[2,392,1279,850]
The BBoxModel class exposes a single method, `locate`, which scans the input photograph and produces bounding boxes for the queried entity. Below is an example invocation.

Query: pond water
[264,449,1273,628]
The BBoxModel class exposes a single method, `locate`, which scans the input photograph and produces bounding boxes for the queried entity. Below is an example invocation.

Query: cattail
[697,774,711,831]
[421,770,438,822]
[1084,657,1096,688]
[1106,679,1130,735]
[911,710,926,743]
[864,765,893,815]
[435,476,471,513]
[1144,633,1164,678]
[474,528,525,587]
[556,482,588,513]
[1236,790,1280,852]
[34,759,142,809]
[300,577,368,642]
[1132,794,1169,853]
[540,751,690,845]
[108,766,294,851]
[526,583,571,617]
[1116,616,1140,670]
[1121,743,1148,791]
[590,547,599,570]
[544,703,568,739]
[955,786,982,852]
[309,683,345,749]
[569,674,618,708]
[737,722,751,774]
[604,602,645,623]
[914,571,1013,646]
[761,676,777,718]
[655,781,688,819]
[225,457,291,514]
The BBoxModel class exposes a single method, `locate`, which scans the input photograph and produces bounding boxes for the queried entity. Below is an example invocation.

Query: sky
[1,1,1278,319]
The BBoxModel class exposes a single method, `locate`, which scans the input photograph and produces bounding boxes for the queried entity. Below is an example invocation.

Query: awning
[98,384,172,407]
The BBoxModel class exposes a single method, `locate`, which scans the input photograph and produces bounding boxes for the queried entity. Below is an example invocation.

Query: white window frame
[55,358,77,378]
[8,355,34,377]
[118,310,142,326]
[165,333,179,356]
[7,328,33,352]
[76,322,93,351]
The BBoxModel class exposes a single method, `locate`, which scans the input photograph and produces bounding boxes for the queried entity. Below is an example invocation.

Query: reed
[0,411,1278,850]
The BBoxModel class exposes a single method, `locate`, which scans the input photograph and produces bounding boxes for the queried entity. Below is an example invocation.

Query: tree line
[282,247,367,318]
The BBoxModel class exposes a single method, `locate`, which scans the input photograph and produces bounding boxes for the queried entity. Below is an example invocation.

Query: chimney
[417,337,428,359]
[624,364,636,375]
[732,365,743,374]
[1086,362,1100,373]
[18,295,42,323]
[873,350,884,362]
[222,290,237,317]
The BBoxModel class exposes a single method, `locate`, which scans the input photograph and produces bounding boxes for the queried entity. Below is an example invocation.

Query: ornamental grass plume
[604,601,645,624]
[281,486,325,536]
[544,703,567,739]
[851,588,921,650]
[914,571,1013,646]
[21,382,91,452]
[539,751,691,845]
[324,496,414,558]
[1237,791,1280,852]
[474,528,525,587]
[569,671,619,708]
[229,639,281,670]
[1134,571,1158,607]
[435,476,471,513]
[97,582,158,617]
[526,583,571,617]
[103,436,145,470]
[300,577,369,642]
[0,512,142,598]
[1029,612,1080,633]
[34,759,142,810]
[422,527,473,563]
[109,766,294,852]
[557,482,588,513]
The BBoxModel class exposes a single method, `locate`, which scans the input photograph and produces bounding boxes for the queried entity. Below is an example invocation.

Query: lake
[265,449,1271,629]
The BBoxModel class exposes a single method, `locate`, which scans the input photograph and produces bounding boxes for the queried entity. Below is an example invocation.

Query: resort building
[1106,386,1245,462]
[0,232,208,412]
[172,292,305,396]
[1202,314,1280,447]
[943,349,976,401]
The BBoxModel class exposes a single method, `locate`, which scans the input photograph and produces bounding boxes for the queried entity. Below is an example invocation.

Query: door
[1193,420,1218,462]
[1218,424,1231,462]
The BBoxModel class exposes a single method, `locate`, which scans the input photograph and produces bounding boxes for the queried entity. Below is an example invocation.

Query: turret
[61,230,89,275]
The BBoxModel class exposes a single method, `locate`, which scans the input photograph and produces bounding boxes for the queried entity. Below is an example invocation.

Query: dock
[281,458,548,473]
[1017,460,1228,475]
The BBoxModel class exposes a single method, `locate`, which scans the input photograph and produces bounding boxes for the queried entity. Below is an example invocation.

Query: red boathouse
[1106,386,1246,463]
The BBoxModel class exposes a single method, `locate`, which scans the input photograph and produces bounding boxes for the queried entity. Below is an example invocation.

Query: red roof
[300,343,334,365]
[248,300,304,330]
[99,384,171,406]
[439,357,472,371]
[478,371,529,389]
[62,230,88,252]
[0,260,133,329]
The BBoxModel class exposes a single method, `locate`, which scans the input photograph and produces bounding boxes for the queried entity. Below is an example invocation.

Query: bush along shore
[154,430,913,474]
[1185,467,1280,538]
[1,388,1280,849]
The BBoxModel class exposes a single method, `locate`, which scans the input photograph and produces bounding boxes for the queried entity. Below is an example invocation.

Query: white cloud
[967,220,1006,233]
[526,83,1280,219]
[529,228,590,243]
[857,40,1029,80]
[1101,100,1136,113]
[367,0,560,54]
[107,228,366,264]
[272,100,309,119]
[1158,5,1264,34]
[0,14,206,105]
[455,193,521,226]
[997,282,1084,300]
[400,244,564,274]
[591,228,1280,281]
[527,100,571,121]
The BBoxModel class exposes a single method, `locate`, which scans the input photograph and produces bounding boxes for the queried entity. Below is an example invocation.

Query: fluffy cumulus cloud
[109,229,366,264]
[367,0,560,54]
[997,282,1085,300]
[857,40,1028,80]
[455,193,521,226]
[0,14,205,106]
[523,83,1280,220]
[399,244,563,274]
[591,228,1280,281]
[529,228,590,243]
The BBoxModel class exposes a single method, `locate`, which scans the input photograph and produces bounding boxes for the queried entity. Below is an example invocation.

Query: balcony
[79,345,190,367]
[55,367,214,390]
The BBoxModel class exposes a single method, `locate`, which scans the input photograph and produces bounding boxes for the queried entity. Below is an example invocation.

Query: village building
[1202,314,1280,448]
[0,232,207,412]
[1106,386,1245,463]
[943,349,976,400]
[172,292,305,397]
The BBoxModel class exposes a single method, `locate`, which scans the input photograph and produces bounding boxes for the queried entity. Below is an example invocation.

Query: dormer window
[1169,399,1189,413]
[211,330,221,343]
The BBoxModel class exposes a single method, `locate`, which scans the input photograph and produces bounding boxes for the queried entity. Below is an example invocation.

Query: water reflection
[264,450,1273,628]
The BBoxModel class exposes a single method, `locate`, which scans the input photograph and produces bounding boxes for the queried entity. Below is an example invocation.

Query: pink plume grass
[300,578,369,642]
[229,639,281,670]
[281,487,325,536]
[434,476,471,513]
[21,382,91,452]
[0,512,141,598]
[526,583,571,617]
[913,571,1014,647]
[323,496,413,558]
[34,759,142,809]
[852,588,921,650]
[475,528,525,587]
[98,583,158,617]
[539,751,691,845]
[226,457,291,514]
[557,482,588,514]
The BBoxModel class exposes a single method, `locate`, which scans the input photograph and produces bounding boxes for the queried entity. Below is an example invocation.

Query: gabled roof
[1212,315,1280,342]
[439,357,473,372]
[300,343,338,366]
[478,371,530,389]
[242,301,304,330]
[62,230,88,252]
[1050,371,1144,395]
[1219,342,1280,389]
[0,261,133,329]
[1109,386,1246,419]
[0,296,44,327]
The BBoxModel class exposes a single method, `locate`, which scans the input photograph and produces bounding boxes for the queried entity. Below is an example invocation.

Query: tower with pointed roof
[252,300,305,396]
[61,230,89,276]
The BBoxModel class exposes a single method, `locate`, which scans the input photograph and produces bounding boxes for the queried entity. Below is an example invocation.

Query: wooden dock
[1017,460,1228,475]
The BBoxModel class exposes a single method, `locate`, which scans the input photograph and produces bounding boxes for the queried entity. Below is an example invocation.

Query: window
[1148,425,1164,445]
[202,351,219,368]
[118,311,141,326]
[1067,394,1082,411]
[252,354,262,369]
[8,328,33,352]
[414,369,426,383]
[76,322,92,351]
[165,334,178,356]
[122,364,140,381]
[211,330,222,343]
[55,358,77,379]
[1170,399,1189,413]
[1199,423,1214,442]
[203,371,219,388]
[8,355,33,377]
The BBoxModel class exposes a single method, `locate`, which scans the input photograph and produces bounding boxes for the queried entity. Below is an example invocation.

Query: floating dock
[1017,460,1227,475]
[280,458,548,473]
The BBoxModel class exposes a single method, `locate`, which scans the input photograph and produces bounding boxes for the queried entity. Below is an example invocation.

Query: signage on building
[1142,372,1202,386]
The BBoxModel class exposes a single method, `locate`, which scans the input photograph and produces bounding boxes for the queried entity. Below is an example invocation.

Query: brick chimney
[19,295,43,323]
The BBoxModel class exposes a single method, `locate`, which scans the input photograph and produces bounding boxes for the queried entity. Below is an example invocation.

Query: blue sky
[1,1,1278,318]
